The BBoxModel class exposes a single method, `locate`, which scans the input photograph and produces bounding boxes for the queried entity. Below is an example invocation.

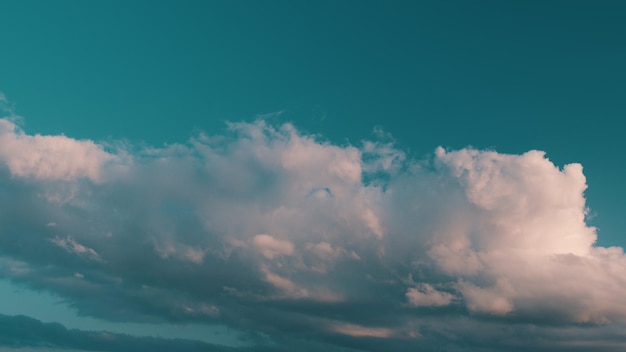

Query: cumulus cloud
[0,119,117,182]
[1,117,626,351]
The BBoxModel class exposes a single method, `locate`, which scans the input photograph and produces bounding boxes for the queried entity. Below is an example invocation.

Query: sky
[1,1,626,351]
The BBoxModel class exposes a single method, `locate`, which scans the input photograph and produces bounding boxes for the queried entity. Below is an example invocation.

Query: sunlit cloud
[1,117,625,351]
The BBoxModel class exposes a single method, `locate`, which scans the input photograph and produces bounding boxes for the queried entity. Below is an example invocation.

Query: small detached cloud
[1,116,626,351]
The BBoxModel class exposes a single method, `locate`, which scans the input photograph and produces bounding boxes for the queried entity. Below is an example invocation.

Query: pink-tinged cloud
[406,283,454,307]
[2,117,626,351]
[0,119,115,182]
[253,234,295,259]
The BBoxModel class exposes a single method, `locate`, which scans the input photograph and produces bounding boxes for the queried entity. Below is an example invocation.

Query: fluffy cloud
[1,117,626,350]
[0,119,117,182]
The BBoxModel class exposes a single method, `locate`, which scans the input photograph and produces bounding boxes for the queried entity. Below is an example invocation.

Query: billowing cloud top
[0,119,116,182]
[1,117,625,350]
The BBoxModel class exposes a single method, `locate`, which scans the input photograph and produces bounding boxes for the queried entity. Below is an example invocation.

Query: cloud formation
[1,117,626,350]
[0,313,253,352]
[0,119,116,182]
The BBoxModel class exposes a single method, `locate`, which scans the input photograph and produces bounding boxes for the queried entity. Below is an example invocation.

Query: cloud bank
[1,117,625,351]
[0,313,238,352]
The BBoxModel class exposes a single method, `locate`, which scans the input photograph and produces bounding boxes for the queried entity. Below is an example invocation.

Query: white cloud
[2,117,626,350]
[428,147,626,322]
[0,119,116,182]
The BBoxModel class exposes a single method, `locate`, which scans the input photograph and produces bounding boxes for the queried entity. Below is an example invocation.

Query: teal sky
[4,1,623,148]
[3,1,624,247]
[1,1,626,351]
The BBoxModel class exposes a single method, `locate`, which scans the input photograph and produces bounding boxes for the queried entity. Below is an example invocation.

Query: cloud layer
[1,117,625,350]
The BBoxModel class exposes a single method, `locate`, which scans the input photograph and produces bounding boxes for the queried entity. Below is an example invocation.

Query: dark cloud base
[0,313,364,352]
[3,313,626,352]
[0,313,239,352]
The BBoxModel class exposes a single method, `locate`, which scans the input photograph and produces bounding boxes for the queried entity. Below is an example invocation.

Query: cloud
[331,323,393,338]
[428,147,625,323]
[1,117,626,350]
[50,236,101,262]
[253,234,295,259]
[4,312,626,352]
[0,119,117,182]
[0,313,249,352]
[405,283,454,307]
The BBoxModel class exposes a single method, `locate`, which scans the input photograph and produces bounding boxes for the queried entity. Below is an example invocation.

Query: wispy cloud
[50,236,102,262]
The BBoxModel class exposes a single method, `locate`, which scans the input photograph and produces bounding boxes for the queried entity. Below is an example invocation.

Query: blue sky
[1,1,626,351]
